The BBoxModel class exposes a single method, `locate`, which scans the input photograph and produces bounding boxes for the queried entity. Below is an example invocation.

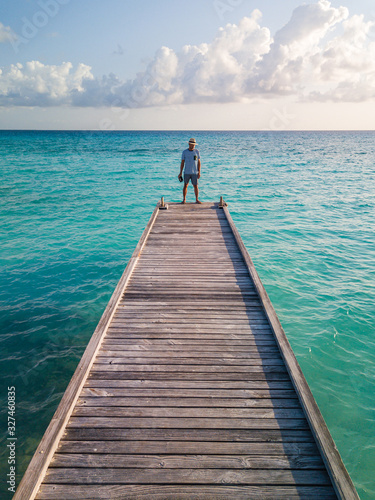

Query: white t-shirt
[182,148,200,174]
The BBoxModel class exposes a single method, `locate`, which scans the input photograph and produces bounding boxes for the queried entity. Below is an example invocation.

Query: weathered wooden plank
[50,453,325,469]
[141,244,240,249]
[67,417,308,430]
[73,406,305,419]
[103,333,274,341]
[108,324,268,331]
[81,388,297,398]
[125,303,255,312]
[128,279,252,284]
[129,273,251,279]
[133,266,247,270]
[120,297,257,304]
[136,256,245,261]
[108,338,273,347]
[98,349,281,358]
[105,333,273,340]
[125,281,255,287]
[111,315,267,323]
[107,324,273,332]
[127,277,253,282]
[100,350,280,360]
[110,310,262,320]
[149,230,235,235]
[105,328,268,335]
[93,359,285,368]
[139,253,243,258]
[136,257,245,261]
[119,300,259,307]
[120,292,254,297]
[102,339,277,347]
[120,294,260,301]
[63,427,314,443]
[112,311,264,319]
[146,235,238,242]
[76,397,301,408]
[90,363,287,373]
[126,283,250,288]
[57,440,317,455]
[103,335,264,346]
[134,264,247,269]
[94,356,284,366]
[128,272,250,277]
[36,484,337,500]
[100,343,280,352]
[116,305,263,311]
[137,252,246,258]
[140,239,238,243]
[84,379,295,390]
[142,237,238,241]
[107,321,272,329]
[132,270,247,274]
[120,291,259,297]
[108,322,272,329]
[116,302,260,308]
[43,467,332,485]
[136,264,245,268]
[102,337,276,343]
[143,246,239,252]
[88,371,291,381]
[156,217,227,220]
[133,261,246,265]
[144,243,241,249]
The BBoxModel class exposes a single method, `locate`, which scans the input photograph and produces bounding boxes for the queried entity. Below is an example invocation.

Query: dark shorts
[184,173,198,186]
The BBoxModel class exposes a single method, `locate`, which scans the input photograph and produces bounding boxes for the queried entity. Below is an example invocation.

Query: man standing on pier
[178,138,202,204]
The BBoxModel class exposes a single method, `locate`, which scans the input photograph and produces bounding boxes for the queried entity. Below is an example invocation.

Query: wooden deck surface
[15,201,358,499]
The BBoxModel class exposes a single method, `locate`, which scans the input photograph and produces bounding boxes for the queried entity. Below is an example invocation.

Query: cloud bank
[1,0,375,108]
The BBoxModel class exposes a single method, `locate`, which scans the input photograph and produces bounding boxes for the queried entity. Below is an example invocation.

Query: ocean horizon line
[1,129,375,133]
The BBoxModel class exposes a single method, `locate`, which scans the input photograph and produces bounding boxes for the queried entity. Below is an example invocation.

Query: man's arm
[197,159,201,179]
[178,159,185,178]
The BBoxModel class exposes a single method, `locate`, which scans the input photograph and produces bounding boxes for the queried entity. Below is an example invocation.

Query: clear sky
[0,0,374,130]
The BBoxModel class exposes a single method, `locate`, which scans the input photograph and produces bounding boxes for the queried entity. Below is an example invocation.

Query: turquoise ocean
[0,130,374,499]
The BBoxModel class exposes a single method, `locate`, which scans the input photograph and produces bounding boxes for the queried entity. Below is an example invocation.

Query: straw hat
[188,138,198,146]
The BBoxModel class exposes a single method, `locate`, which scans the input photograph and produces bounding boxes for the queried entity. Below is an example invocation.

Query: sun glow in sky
[1,0,375,130]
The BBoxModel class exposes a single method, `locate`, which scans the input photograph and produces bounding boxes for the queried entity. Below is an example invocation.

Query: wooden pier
[15,201,358,499]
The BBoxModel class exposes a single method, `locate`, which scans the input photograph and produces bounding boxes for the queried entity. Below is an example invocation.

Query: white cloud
[0,61,94,106]
[252,0,350,94]
[309,14,375,101]
[1,1,375,107]
[0,21,17,43]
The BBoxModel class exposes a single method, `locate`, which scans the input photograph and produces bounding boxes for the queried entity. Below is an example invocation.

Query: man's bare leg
[194,184,202,204]
[182,183,188,203]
